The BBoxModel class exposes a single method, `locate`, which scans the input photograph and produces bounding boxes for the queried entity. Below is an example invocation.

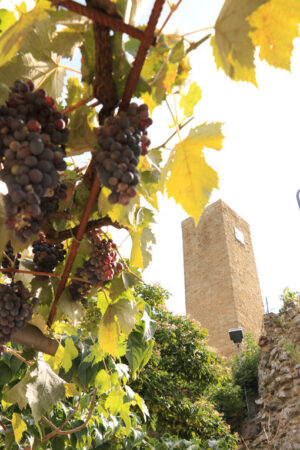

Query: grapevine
[95,103,152,205]
[0,280,38,345]
[32,232,66,279]
[0,80,68,242]
[1,241,21,279]
[68,229,122,303]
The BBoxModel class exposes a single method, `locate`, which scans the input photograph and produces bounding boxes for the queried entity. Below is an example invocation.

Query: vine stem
[3,346,32,366]
[56,0,152,44]
[61,95,93,115]
[181,26,215,37]
[151,116,194,152]
[58,65,82,75]
[157,0,184,37]
[0,420,8,432]
[40,390,97,442]
[0,267,92,285]
[47,177,101,327]
[120,0,166,110]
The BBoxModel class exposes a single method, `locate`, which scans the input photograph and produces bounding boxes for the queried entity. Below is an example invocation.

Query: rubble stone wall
[248,305,300,449]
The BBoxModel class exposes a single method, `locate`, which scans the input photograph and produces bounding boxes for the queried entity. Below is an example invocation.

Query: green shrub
[231,333,261,396]
[131,285,239,447]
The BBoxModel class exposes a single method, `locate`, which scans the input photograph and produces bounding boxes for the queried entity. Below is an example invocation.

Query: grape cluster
[32,232,66,279]
[69,229,122,303]
[0,79,68,242]
[0,281,38,345]
[81,304,102,335]
[1,241,21,278]
[95,103,152,206]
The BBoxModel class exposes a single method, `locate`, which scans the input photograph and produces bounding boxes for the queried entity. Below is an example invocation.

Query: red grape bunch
[0,79,68,242]
[69,229,123,303]
[1,241,21,279]
[0,280,38,345]
[95,103,152,206]
[32,232,66,279]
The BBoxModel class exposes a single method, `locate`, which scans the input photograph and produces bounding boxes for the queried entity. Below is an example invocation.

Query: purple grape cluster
[1,241,21,279]
[0,281,38,345]
[69,229,122,303]
[0,79,68,242]
[32,232,66,279]
[95,103,152,205]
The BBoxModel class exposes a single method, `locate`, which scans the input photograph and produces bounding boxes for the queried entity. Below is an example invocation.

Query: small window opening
[234,227,245,245]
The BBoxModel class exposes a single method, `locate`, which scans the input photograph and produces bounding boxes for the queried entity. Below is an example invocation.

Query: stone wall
[182,200,264,358]
[248,305,300,449]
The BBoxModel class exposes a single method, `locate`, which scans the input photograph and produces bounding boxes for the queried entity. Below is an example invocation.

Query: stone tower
[182,200,264,358]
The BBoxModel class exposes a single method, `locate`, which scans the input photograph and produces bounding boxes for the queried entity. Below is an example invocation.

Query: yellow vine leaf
[165,123,224,224]
[99,314,119,357]
[61,338,78,373]
[65,383,78,397]
[213,0,268,84]
[0,0,49,68]
[99,299,138,357]
[12,413,27,444]
[248,0,300,70]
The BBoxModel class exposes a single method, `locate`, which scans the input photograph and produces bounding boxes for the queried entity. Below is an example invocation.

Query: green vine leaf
[0,0,49,68]
[26,360,66,422]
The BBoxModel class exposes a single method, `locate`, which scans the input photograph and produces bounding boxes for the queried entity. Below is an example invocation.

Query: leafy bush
[280,287,300,313]
[131,285,239,447]
[231,333,261,396]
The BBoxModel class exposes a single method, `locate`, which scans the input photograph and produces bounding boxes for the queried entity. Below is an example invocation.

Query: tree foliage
[0,0,298,447]
[131,285,239,447]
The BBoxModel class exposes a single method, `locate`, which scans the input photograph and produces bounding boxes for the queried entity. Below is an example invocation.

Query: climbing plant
[0,0,299,447]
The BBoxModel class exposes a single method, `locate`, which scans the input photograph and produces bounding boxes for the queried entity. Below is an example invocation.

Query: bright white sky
[137,0,300,315]
[1,0,299,316]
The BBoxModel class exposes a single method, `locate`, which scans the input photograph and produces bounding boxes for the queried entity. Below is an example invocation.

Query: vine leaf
[0,0,49,68]
[12,413,27,444]
[248,0,300,70]
[151,61,178,104]
[130,207,156,270]
[164,122,224,224]
[0,53,66,101]
[99,298,138,356]
[65,77,97,156]
[0,9,16,36]
[141,306,156,341]
[105,388,124,415]
[3,372,31,410]
[126,330,154,377]
[61,338,79,373]
[212,0,268,84]
[179,82,202,118]
[98,186,138,228]
[169,39,185,63]
[26,360,66,422]
[81,27,95,84]
[95,369,110,394]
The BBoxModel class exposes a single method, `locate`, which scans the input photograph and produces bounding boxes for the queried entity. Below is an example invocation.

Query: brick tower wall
[182,200,265,358]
